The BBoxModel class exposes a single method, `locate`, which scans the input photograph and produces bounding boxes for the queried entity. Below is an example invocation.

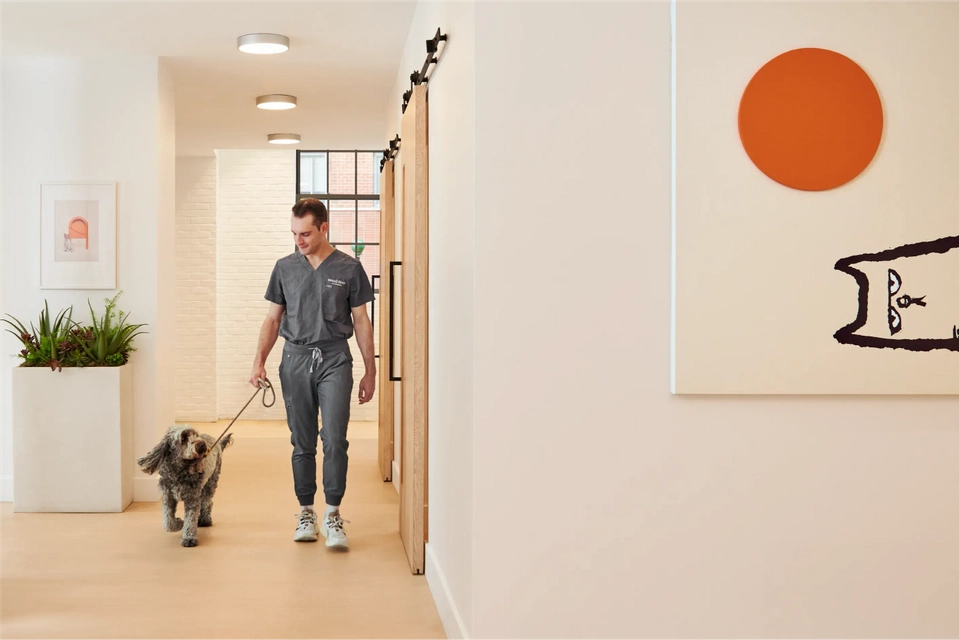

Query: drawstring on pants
[309,347,323,373]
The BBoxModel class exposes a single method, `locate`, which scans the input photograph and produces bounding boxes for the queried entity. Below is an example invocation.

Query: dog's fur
[137,425,233,547]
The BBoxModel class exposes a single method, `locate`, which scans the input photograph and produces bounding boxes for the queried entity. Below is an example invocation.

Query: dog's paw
[164,517,184,532]
[181,537,198,548]
[198,516,212,527]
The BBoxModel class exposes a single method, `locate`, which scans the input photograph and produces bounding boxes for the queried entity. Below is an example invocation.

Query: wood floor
[0,420,445,639]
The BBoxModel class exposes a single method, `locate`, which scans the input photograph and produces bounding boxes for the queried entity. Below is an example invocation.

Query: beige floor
[0,420,445,639]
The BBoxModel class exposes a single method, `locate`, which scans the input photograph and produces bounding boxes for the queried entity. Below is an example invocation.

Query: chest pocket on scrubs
[322,281,349,323]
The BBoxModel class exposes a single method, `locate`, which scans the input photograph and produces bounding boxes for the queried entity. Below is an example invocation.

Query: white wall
[387,2,475,637]
[469,2,959,637]
[1,55,175,503]
[215,149,296,421]
[175,156,218,422]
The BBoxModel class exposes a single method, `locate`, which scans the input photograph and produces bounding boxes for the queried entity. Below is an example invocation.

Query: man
[250,198,376,549]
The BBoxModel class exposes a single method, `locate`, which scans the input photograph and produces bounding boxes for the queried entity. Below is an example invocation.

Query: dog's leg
[161,488,183,532]
[181,497,201,547]
[199,461,222,527]
[198,490,214,527]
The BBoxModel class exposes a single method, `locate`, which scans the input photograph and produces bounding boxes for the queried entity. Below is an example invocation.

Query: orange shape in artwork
[738,47,884,191]
[68,217,89,250]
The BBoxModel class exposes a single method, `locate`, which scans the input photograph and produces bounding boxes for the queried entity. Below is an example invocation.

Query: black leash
[206,378,276,455]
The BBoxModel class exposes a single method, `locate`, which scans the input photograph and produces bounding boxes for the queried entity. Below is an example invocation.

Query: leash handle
[207,378,276,453]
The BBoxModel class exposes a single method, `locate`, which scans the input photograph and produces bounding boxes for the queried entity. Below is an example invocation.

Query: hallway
[0,420,445,639]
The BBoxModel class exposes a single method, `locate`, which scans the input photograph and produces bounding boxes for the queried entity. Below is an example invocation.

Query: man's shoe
[320,511,349,550]
[294,509,319,542]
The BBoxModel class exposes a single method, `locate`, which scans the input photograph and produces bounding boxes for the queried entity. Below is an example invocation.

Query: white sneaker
[320,512,350,550]
[293,510,318,542]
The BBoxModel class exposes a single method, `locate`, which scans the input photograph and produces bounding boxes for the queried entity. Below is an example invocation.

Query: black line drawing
[834,235,959,351]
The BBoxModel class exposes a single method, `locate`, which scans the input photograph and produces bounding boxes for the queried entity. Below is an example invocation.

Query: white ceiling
[1,1,419,155]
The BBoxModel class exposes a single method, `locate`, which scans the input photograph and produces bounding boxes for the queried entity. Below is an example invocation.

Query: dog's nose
[196,442,207,454]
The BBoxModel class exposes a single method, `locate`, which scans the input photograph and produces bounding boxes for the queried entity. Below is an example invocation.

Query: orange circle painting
[738,48,883,191]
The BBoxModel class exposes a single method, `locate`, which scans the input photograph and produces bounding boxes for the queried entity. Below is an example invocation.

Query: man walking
[250,198,376,549]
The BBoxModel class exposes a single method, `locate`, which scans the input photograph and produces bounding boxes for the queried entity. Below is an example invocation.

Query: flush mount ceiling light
[237,33,289,54]
[268,133,301,144]
[256,94,297,110]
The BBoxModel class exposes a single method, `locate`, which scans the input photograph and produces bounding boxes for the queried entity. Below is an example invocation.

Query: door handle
[389,261,402,382]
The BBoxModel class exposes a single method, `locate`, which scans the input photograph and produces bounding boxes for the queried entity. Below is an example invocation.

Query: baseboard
[1,476,158,503]
[392,461,400,494]
[133,477,159,502]
[426,543,469,639]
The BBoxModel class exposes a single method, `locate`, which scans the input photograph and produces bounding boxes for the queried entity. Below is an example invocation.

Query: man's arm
[352,303,376,403]
[250,303,285,387]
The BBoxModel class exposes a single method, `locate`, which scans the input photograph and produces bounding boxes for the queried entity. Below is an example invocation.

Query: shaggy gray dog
[137,425,234,547]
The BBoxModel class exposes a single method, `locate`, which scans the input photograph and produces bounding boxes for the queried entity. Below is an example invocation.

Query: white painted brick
[175,156,218,422]
[174,151,378,425]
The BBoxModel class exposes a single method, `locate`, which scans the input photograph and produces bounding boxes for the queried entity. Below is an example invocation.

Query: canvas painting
[672,2,959,395]
[41,183,116,289]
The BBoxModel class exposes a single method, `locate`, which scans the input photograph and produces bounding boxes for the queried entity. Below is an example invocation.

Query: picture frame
[40,182,117,290]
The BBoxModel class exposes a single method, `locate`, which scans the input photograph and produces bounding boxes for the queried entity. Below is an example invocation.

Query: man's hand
[251,303,284,388]
[358,371,376,404]
[250,364,268,388]
[351,302,376,404]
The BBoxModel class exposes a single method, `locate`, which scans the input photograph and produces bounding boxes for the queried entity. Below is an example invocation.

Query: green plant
[2,301,79,371]
[74,292,148,367]
[2,293,147,371]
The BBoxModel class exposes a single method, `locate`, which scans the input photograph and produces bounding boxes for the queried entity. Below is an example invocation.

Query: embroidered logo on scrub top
[327,278,346,288]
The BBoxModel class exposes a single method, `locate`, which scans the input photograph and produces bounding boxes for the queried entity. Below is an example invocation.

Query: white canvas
[672,2,959,394]
[40,182,116,289]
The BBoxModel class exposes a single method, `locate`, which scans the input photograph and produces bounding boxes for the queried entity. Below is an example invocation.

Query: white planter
[12,364,133,512]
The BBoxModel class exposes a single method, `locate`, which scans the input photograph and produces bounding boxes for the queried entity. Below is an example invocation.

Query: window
[295,150,384,335]
[296,149,383,275]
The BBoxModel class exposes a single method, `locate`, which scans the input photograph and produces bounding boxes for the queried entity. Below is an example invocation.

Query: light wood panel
[378,159,396,483]
[399,83,429,575]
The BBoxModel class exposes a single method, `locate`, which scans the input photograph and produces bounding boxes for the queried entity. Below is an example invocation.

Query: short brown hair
[292,198,328,230]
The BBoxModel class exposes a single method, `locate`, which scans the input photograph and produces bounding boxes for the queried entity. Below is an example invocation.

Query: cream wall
[1,54,176,503]
[387,2,476,637]
[469,2,959,637]
[175,156,218,422]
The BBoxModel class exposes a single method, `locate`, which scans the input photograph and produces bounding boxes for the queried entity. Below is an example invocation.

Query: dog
[137,425,234,547]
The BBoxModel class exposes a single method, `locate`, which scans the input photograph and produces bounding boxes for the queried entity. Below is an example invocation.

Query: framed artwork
[672,2,959,395]
[40,182,117,289]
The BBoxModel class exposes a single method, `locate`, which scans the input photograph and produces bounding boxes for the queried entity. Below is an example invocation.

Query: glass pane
[330,152,356,195]
[358,152,377,195]
[328,199,355,243]
[358,199,380,243]
[299,152,327,194]
[299,156,313,193]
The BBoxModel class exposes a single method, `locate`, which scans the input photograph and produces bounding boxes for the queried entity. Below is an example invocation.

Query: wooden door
[377,159,396,482]
[399,83,429,574]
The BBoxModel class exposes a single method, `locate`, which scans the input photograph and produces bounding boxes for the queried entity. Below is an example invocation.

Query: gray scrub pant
[278,340,353,507]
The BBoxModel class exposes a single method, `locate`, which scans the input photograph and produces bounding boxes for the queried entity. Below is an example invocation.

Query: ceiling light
[237,33,290,54]
[268,133,301,144]
[257,94,297,110]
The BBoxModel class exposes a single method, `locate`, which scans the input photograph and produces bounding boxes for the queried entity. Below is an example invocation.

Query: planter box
[12,364,133,512]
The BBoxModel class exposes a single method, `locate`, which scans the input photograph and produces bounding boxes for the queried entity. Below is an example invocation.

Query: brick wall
[216,149,295,421]
[213,149,378,422]
[175,157,217,422]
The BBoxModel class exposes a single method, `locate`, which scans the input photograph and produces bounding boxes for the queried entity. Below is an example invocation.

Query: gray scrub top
[264,249,375,346]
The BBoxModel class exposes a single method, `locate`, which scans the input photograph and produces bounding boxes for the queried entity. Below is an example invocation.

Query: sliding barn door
[399,83,429,574]
[378,159,396,482]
